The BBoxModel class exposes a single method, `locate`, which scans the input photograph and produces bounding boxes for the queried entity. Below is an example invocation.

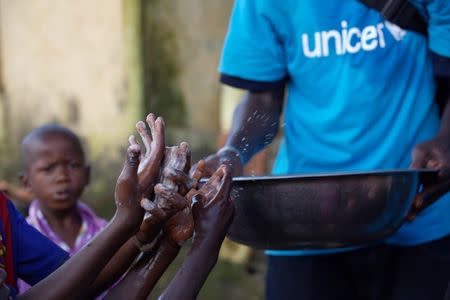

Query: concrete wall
[0,0,235,214]
[172,0,233,131]
[0,0,136,156]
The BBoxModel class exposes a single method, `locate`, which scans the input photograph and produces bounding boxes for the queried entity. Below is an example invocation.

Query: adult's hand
[408,135,450,219]
[194,147,243,178]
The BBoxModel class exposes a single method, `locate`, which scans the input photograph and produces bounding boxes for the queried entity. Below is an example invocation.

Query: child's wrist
[133,231,162,253]
[192,233,224,253]
[112,212,142,233]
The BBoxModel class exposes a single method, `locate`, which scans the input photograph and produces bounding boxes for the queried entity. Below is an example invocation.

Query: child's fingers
[146,113,156,134]
[128,135,143,159]
[210,165,232,205]
[141,197,156,211]
[179,142,192,173]
[141,198,167,219]
[163,168,193,196]
[154,183,189,212]
[189,160,205,189]
[200,165,226,198]
[151,116,165,154]
[115,144,141,201]
[128,134,138,146]
[191,193,206,220]
[136,121,152,155]
[120,144,140,177]
[185,188,199,203]
[171,142,191,174]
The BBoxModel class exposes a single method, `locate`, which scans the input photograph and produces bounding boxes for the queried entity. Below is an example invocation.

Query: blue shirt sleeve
[219,0,287,83]
[426,0,450,57]
[8,201,69,286]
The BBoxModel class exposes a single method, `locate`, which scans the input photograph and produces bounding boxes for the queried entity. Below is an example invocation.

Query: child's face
[22,134,90,212]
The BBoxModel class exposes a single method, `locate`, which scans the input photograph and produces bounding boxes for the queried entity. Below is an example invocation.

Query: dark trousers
[266,235,450,300]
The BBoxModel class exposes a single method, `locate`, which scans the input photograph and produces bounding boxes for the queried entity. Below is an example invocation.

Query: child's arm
[18,145,149,300]
[103,152,203,299]
[78,114,167,296]
[103,233,181,300]
[159,165,234,300]
[107,165,233,300]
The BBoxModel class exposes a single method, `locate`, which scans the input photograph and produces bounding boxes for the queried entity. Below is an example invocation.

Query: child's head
[20,124,90,213]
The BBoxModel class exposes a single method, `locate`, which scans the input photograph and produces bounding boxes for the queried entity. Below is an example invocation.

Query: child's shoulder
[78,201,108,229]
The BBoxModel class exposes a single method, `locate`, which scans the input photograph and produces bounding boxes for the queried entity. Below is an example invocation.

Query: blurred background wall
[0,0,236,214]
[0,2,267,298]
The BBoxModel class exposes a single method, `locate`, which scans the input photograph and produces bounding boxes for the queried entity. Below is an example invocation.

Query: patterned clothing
[27,201,107,255]
[18,200,107,294]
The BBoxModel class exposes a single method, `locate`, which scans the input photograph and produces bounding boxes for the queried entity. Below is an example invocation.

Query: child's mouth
[54,190,71,200]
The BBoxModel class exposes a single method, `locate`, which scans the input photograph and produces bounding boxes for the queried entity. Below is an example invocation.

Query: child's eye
[69,162,82,169]
[40,165,55,172]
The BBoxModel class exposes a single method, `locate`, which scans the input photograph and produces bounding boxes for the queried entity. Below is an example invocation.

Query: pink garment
[18,200,107,294]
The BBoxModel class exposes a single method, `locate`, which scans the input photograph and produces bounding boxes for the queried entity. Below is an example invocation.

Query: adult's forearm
[105,235,180,300]
[19,216,136,300]
[225,89,284,164]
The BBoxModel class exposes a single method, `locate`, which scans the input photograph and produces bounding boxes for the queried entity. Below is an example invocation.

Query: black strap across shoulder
[357,0,428,36]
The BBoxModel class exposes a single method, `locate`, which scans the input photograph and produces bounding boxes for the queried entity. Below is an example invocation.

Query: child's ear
[85,165,91,185]
[18,172,31,189]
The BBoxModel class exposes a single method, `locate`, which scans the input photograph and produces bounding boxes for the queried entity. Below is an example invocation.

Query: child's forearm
[18,216,136,300]
[104,235,180,300]
[88,216,166,297]
[158,241,220,300]
[87,238,140,297]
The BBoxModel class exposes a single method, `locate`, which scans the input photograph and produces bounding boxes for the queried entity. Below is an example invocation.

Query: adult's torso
[256,0,450,249]
[269,0,439,176]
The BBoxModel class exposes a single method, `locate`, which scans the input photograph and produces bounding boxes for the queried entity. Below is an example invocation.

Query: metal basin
[226,169,437,250]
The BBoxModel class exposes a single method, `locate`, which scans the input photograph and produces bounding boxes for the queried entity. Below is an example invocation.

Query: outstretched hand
[191,165,234,250]
[136,147,200,246]
[409,136,450,219]
[114,144,143,229]
[129,113,165,199]
[161,161,206,246]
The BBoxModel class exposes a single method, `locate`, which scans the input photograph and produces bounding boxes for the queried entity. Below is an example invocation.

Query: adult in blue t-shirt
[201,0,450,299]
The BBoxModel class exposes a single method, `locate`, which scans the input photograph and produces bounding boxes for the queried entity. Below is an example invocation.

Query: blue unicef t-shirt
[219,0,450,255]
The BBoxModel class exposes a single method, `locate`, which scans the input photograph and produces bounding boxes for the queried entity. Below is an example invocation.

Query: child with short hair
[17,124,107,293]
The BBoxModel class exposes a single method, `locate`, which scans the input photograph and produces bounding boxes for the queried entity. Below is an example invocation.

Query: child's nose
[55,165,70,181]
